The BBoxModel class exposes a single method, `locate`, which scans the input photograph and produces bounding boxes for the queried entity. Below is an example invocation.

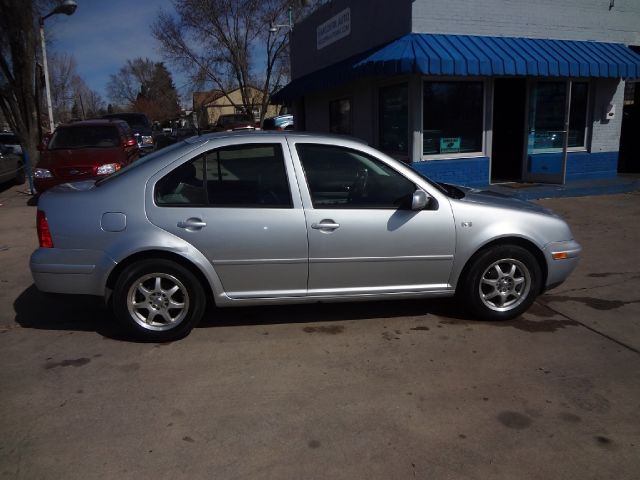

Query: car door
[289,141,456,296]
[146,140,309,299]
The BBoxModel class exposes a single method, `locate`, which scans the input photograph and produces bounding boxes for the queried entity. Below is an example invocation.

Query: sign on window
[440,137,461,154]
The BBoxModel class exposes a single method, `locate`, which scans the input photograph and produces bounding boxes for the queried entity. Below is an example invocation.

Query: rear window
[49,126,121,149]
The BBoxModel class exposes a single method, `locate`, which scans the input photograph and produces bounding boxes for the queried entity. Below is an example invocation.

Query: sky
[46,0,189,105]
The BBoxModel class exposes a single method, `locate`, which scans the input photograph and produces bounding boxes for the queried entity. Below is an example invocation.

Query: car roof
[102,112,148,119]
[184,130,368,145]
[58,119,126,128]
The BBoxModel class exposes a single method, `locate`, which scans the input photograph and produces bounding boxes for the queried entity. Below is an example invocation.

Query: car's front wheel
[112,259,206,341]
[459,245,542,321]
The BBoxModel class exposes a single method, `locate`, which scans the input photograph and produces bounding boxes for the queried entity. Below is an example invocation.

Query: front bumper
[30,248,116,296]
[543,239,582,290]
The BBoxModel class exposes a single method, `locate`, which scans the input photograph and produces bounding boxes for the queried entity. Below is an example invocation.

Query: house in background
[193,87,280,129]
[274,0,640,186]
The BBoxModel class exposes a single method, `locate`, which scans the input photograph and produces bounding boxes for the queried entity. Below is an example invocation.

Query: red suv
[34,120,139,193]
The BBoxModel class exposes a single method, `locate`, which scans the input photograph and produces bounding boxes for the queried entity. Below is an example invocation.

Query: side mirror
[411,189,431,211]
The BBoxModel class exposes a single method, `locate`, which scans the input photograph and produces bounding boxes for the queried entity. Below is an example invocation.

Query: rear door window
[155,143,292,208]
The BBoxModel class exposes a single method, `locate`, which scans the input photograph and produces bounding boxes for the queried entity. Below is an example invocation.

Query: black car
[101,112,155,154]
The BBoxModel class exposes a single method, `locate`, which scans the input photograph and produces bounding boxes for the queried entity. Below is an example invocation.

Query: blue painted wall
[413,151,618,187]
[527,151,618,180]
[411,157,489,187]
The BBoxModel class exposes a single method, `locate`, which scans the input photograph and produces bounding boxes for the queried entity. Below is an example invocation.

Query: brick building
[274,0,640,186]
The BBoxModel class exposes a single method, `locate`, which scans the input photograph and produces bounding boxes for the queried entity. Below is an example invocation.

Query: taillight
[37,210,53,248]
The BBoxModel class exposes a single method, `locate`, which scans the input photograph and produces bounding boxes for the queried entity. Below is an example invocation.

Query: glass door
[523,80,571,184]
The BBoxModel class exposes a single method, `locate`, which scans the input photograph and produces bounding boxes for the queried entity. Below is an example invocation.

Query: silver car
[30,132,581,341]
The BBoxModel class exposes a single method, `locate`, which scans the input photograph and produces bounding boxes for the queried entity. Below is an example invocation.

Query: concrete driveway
[1,183,638,479]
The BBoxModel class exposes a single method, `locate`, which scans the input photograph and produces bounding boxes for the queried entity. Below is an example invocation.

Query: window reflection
[423,81,484,155]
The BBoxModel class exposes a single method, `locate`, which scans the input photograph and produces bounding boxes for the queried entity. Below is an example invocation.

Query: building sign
[440,137,461,154]
[317,8,351,50]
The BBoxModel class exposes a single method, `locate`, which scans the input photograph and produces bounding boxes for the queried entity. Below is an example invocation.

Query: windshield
[95,141,193,186]
[48,126,120,150]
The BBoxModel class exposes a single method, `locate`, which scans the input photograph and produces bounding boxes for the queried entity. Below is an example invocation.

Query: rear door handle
[311,220,340,231]
[177,217,207,231]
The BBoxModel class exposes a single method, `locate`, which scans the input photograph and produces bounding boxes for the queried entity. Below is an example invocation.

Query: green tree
[107,58,181,122]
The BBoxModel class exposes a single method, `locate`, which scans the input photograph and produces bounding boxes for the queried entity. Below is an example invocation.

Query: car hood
[39,148,124,167]
[453,186,555,216]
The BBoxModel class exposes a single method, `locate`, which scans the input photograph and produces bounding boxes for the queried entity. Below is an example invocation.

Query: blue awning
[273,33,640,102]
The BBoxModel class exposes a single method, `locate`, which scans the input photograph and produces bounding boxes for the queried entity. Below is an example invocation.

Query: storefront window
[379,84,408,154]
[528,81,589,152]
[329,98,352,135]
[423,81,483,155]
[568,82,588,148]
[528,82,566,152]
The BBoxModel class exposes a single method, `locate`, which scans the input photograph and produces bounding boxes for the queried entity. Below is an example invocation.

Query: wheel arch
[455,237,548,295]
[105,250,215,304]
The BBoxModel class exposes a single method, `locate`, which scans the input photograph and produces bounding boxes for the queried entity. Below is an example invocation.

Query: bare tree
[107,58,181,122]
[107,58,156,107]
[0,0,52,190]
[151,0,319,124]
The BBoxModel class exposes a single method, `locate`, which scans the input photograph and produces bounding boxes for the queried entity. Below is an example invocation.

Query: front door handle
[177,217,207,231]
[311,220,340,231]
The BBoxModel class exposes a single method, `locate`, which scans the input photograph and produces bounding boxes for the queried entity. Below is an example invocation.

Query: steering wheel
[348,168,368,204]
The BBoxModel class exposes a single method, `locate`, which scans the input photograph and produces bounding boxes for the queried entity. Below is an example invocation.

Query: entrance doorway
[619,81,639,173]
[491,79,527,182]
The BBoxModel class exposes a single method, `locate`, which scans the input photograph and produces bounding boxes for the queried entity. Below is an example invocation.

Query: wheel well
[106,250,215,303]
[457,237,548,294]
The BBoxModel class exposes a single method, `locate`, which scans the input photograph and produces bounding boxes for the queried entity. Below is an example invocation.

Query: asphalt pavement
[1,183,639,479]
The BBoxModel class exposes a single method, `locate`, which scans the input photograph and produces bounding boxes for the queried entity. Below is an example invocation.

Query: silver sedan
[30,132,581,341]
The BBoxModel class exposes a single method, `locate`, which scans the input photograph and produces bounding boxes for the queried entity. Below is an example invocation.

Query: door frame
[522,79,572,184]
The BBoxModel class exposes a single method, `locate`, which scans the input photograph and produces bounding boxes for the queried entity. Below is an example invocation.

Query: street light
[40,0,78,133]
[269,6,293,33]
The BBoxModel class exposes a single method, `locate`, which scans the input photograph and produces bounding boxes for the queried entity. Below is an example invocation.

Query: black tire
[112,259,206,341]
[458,245,542,321]
[14,161,25,185]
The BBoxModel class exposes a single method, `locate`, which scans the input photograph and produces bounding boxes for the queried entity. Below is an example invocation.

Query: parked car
[155,127,199,150]
[30,131,581,341]
[212,114,257,132]
[102,112,155,154]
[33,119,139,193]
[0,145,25,185]
[262,114,294,131]
[0,132,23,156]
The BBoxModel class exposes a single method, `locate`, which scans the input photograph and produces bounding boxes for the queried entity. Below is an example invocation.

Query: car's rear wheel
[112,259,206,341]
[459,245,542,321]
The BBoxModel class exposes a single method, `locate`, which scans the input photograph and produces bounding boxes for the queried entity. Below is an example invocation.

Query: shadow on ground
[13,284,579,340]
[14,284,474,338]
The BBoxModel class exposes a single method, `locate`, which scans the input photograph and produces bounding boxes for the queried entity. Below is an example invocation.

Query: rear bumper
[543,240,582,290]
[30,248,116,296]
